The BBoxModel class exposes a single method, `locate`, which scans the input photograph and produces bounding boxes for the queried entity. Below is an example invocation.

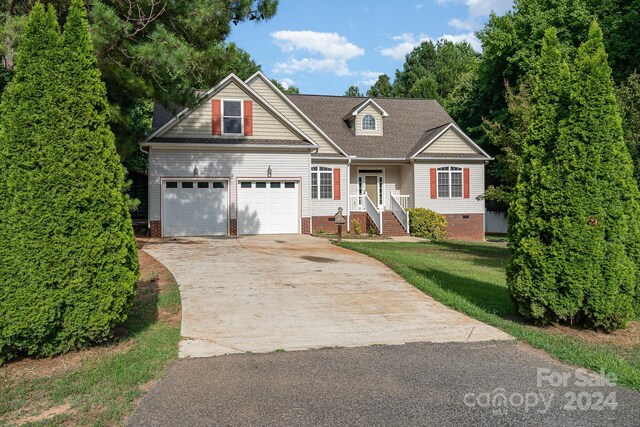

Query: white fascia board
[416,157,494,161]
[140,142,315,151]
[245,71,350,157]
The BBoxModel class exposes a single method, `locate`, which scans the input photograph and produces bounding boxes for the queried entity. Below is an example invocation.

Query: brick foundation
[311,212,376,235]
[229,219,237,236]
[150,220,161,237]
[302,217,311,234]
[443,213,484,241]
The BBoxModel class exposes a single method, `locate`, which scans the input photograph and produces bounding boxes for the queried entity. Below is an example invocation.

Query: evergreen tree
[0,0,138,362]
[557,21,640,329]
[367,74,393,97]
[508,23,640,330]
[507,28,572,322]
[344,85,363,97]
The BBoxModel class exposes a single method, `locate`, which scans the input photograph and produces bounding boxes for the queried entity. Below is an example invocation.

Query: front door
[365,176,379,206]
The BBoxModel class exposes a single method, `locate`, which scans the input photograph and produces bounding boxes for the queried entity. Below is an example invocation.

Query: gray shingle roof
[287,95,455,158]
[150,94,484,159]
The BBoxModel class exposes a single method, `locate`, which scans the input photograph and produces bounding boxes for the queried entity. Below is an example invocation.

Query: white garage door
[163,180,228,236]
[237,180,299,235]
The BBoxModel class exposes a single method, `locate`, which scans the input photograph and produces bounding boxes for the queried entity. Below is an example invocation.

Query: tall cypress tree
[508,22,640,330]
[507,28,573,322]
[0,0,138,362]
[556,21,640,330]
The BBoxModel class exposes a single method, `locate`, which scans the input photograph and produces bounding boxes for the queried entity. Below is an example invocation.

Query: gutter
[140,142,315,151]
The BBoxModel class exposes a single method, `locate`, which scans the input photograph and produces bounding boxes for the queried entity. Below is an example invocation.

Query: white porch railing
[393,194,410,210]
[350,194,366,212]
[364,194,383,234]
[390,194,410,234]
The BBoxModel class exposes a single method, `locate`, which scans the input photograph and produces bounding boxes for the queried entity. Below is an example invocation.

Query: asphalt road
[128,341,640,427]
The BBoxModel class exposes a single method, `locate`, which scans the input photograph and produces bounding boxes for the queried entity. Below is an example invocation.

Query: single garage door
[163,180,228,236]
[237,180,299,235]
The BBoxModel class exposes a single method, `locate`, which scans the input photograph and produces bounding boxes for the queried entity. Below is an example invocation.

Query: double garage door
[162,179,299,236]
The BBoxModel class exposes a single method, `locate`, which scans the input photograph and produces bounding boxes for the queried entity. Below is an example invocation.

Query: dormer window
[362,114,376,131]
[222,100,243,135]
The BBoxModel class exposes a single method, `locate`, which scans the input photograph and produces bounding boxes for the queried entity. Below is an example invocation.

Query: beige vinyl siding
[355,105,383,136]
[162,81,299,140]
[248,78,340,154]
[399,164,415,208]
[348,164,404,209]
[413,161,485,214]
[424,129,478,154]
[310,162,348,216]
[148,149,310,220]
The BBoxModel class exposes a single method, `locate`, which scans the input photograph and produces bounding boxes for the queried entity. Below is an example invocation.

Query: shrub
[351,218,362,235]
[408,208,447,239]
[368,225,377,235]
[0,0,138,363]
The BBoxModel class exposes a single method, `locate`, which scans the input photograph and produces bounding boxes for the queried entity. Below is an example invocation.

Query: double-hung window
[437,166,463,198]
[222,100,242,135]
[311,166,333,199]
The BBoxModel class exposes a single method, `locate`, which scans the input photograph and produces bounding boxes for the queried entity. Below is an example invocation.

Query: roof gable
[410,123,492,160]
[343,98,389,119]
[146,74,316,146]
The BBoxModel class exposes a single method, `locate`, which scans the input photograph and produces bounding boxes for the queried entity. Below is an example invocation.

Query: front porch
[348,164,412,235]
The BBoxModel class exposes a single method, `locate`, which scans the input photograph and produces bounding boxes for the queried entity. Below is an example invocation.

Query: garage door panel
[238,181,299,235]
[163,181,228,236]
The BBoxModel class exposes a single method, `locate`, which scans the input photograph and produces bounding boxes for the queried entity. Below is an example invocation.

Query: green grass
[0,278,181,426]
[339,240,640,391]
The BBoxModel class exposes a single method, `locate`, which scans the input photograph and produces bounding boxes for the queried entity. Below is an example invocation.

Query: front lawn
[0,242,181,426]
[339,240,640,391]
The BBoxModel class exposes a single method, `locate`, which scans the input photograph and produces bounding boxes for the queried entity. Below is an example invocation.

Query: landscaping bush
[0,0,139,363]
[408,208,447,239]
[351,218,362,235]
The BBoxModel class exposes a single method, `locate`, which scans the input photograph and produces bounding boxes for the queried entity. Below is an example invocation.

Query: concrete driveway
[142,235,510,358]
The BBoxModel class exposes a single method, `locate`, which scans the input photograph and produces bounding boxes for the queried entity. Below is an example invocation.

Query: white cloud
[441,32,481,51]
[359,71,385,86]
[380,33,432,60]
[279,78,295,89]
[431,0,513,52]
[416,3,424,10]
[448,17,475,31]
[270,30,364,76]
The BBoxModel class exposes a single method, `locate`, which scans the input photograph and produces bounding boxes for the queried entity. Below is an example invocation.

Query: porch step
[381,211,408,236]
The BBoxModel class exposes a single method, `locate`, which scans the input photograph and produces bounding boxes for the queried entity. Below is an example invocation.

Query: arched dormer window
[362,114,376,131]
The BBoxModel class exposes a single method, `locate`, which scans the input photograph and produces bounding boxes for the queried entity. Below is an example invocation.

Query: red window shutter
[464,168,470,199]
[333,168,341,200]
[430,168,437,199]
[243,100,253,136]
[211,99,221,135]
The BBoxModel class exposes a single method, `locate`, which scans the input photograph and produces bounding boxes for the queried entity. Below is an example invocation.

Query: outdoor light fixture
[267,165,272,177]
[193,166,199,176]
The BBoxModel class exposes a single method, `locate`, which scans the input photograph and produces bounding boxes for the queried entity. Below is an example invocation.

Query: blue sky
[228,0,513,95]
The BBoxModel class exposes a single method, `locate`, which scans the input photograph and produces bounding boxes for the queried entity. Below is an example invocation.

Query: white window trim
[221,99,244,136]
[311,166,333,199]
[361,114,377,131]
[437,166,463,199]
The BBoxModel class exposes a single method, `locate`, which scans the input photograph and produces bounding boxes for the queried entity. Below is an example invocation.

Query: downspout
[346,157,352,232]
